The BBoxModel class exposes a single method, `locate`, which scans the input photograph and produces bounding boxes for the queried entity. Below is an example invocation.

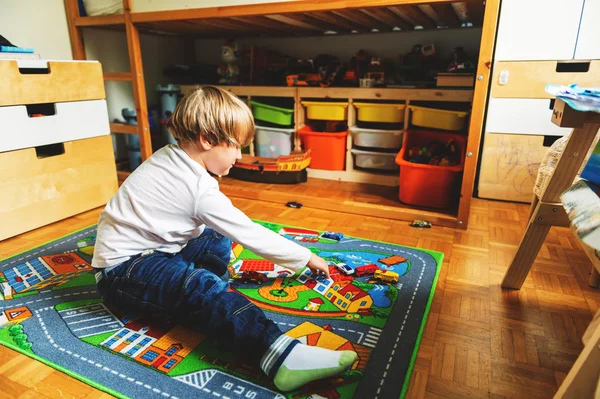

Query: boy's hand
[307,253,330,279]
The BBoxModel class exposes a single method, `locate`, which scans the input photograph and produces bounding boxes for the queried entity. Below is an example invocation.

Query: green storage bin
[249,100,294,126]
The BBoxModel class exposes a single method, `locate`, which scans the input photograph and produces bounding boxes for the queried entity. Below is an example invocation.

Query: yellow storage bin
[301,101,348,121]
[409,106,469,131]
[354,102,405,123]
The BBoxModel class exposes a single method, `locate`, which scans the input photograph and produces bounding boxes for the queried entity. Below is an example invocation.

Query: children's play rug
[0,222,442,399]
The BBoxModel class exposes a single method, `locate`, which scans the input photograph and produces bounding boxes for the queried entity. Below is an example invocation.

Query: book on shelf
[561,179,600,250]
[0,52,41,60]
[0,45,34,53]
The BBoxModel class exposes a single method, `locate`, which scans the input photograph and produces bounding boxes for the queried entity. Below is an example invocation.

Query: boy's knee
[211,231,232,264]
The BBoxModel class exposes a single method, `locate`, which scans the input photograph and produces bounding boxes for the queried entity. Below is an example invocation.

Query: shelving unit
[64,0,501,229]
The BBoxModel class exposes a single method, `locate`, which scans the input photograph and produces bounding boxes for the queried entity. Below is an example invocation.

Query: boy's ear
[198,136,213,151]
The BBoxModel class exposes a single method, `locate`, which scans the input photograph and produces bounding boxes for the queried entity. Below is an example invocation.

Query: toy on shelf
[447,46,475,72]
[228,150,311,184]
[397,44,438,85]
[408,139,459,166]
[217,40,240,84]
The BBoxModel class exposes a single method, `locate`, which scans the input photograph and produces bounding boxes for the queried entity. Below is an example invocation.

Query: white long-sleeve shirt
[92,144,312,271]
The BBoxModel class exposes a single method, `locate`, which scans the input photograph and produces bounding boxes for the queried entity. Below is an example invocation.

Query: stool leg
[589,267,600,288]
[501,220,551,289]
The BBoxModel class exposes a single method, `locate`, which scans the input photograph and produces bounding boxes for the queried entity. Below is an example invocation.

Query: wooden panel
[181,85,296,97]
[491,61,600,99]
[478,133,549,203]
[0,60,105,106]
[0,135,118,241]
[494,0,584,61]
[458,0,501,229]
[574,0,600,60]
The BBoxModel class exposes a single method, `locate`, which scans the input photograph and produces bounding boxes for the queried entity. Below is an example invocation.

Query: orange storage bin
[298,126,347,170]
[395,130,466,209]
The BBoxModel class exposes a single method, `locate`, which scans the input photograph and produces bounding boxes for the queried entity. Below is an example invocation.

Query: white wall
[0,0,73,60]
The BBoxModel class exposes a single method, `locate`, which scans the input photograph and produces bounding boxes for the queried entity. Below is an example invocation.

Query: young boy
[92,86,358,392]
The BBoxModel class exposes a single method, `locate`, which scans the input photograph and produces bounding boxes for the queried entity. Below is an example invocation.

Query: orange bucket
[396,129,466,209]
[298,126,347,170]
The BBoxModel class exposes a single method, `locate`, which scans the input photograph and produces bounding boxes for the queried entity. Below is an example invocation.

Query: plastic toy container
[396,129,466,209]
[354,102,405,123]
[249,100,294,126]
[254,125,294,158]
[349,126,403,150]
[409,106,469,131]
[298,125,347,170]
[301,101,349,121]
[351,149,399,172]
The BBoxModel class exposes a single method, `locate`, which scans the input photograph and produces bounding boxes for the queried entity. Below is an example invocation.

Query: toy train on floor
[228,150,311,184]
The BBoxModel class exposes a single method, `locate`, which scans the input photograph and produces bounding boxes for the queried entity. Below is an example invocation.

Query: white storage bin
[1,99,110,152]
[485,98,571,136]
[349,126,403,150]
[351,149,399,172]
[254,125,294,158]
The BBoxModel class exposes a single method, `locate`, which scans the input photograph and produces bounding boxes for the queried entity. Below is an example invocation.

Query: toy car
[410,220,432,228]
[286,201,303,209]
[354,264,379,277]
[241,271,268,284]
[374,270,399,284]
[335,263,354,275]
[321,231,344,241]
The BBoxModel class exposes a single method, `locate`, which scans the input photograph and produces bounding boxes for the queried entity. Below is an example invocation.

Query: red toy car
[241,271,268,284]
[354,264,379,277]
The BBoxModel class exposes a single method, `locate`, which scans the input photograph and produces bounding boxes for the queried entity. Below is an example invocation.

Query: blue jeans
[96,228,285,364]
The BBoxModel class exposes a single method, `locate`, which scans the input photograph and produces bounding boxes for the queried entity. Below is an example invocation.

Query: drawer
[492,61,600,98]
[0,60,105,106]
[575,0,600,60]
[478,133,551,203]
[485,98,571,136]
[0,100,110,152]
[495,0,584,61]
[0,135,118,240]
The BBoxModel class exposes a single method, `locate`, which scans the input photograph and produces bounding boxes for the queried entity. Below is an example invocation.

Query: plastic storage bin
[254,125,294,158]
[396,129,466,209]
[301,101,349,121]
[354,102,405,123]
[249,100,294,126]
[349,126,403,149]
[351,149,399,172]
[298,125,347,170]
[409,106,469,131]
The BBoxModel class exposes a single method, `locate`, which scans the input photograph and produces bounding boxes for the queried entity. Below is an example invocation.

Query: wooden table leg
[589,266,600,288]
[501,205,551,289]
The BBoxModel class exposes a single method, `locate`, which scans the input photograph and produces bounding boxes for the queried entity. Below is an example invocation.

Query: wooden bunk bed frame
[64,0,501,229]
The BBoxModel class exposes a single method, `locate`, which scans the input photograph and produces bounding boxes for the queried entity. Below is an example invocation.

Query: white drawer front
[575,0,600,60]
[0,99,109,152]
[485,98,571,136]
[495,0,584,61]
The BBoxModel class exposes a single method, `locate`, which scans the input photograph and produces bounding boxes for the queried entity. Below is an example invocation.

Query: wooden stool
[501,98,600,289]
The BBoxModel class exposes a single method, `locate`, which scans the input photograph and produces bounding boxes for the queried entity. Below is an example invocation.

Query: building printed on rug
[0,253,92,299]
[101,318,206,373]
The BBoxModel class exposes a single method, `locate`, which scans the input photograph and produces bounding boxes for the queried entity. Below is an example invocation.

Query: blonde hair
[167,86,254,148]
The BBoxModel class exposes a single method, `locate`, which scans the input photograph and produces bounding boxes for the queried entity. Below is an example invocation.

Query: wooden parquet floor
[0,196,597,399]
